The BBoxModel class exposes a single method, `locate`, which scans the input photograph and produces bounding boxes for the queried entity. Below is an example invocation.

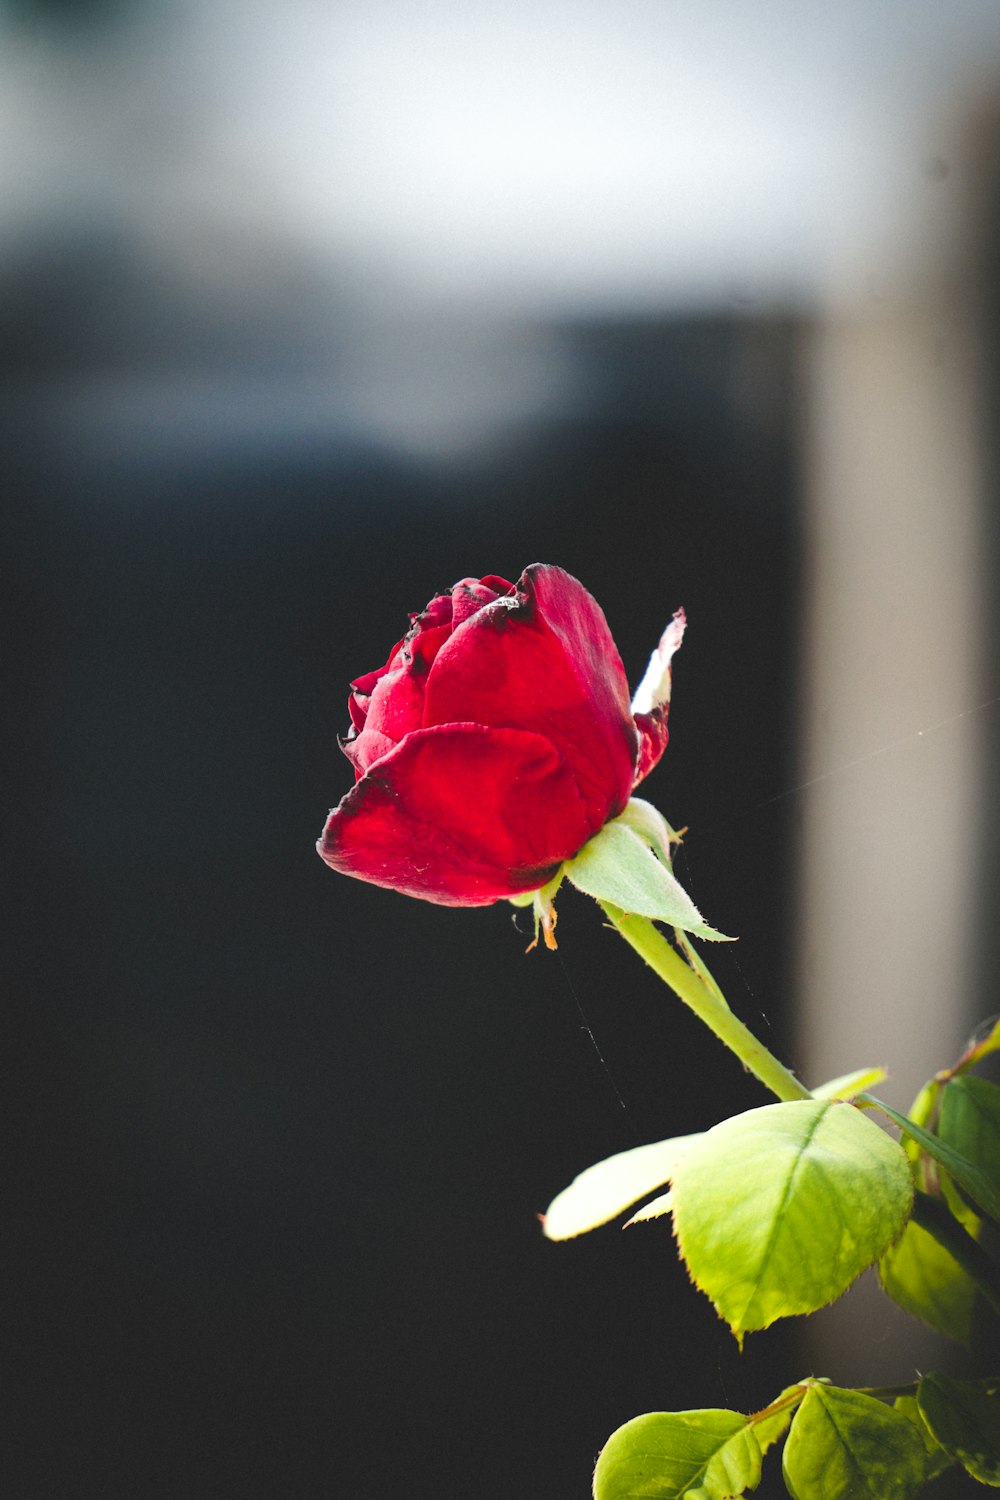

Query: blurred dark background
[4,3,1000,1496]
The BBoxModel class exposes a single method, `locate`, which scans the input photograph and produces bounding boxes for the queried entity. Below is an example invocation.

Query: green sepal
[615,796,682,866]
[782,1384,931,1499]
[670,1101,913,1341]
[917,1373,1000,1486]
[508,871,564,952]
[565,813,731,941]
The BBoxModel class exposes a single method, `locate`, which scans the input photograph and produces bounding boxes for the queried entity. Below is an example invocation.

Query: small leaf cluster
[546,1095,914,1342]
[593,1374,1000,1499]
[546,1013,1000,1496]
[876,1024,1000,1341]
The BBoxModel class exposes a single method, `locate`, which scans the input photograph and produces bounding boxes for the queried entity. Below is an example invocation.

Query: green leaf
[893,1396,955,1483]
[866,1094,1000,1225]
[670,1101,913,1340]
[938,1076,1000,1218]
[542,1134,701,1241]
[565,820,731,941]
[896,1082,941,1186]
[939,1169,984,1235]
[918,1373,1000,1486]
[894,1082,982,1230]
[782,1385,931,1499]
[592,1386,809,1500]
[812,1067,888,1101]
[625,1189,674,1227]
[878,1216,976,1343]
[907,1082,940,1130]
[593,1409,763,1500]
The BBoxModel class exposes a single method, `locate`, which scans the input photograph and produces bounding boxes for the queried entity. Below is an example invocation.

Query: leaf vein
[740,1103,830,1325]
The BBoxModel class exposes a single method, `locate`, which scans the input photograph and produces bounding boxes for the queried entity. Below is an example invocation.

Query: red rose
[317,564,682,906]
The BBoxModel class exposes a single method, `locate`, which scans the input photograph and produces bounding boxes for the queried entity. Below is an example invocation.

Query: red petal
[630,607,685,785]
[341,725,394,775]
[422,564,637,829]
[317,723,592,905]
[632,714,671,786]
[406,621,453,673]
[347,693,368,733]
[633,714,669,785]
[350,636,407,699]
[412,591,454,631]
[479,574,514,595]
[450,577,504,628]
[343,577,514,764]
[344,616,453,775]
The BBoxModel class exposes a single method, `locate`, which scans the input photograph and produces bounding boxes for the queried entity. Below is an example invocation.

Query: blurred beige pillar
[796,301,982,1380]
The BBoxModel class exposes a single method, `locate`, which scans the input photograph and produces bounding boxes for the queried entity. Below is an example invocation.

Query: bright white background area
[2,0,1000,313]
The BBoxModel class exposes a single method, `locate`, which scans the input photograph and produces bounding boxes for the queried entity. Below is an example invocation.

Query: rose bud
[317,564,682,907]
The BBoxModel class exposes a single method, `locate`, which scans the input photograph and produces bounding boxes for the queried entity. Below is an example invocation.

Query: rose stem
[598,902,811,1104]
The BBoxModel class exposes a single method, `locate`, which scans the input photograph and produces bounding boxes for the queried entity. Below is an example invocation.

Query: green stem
[909,1191,1000,1317]
[860,1375,1000,1400]
[599,902,811,1104]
